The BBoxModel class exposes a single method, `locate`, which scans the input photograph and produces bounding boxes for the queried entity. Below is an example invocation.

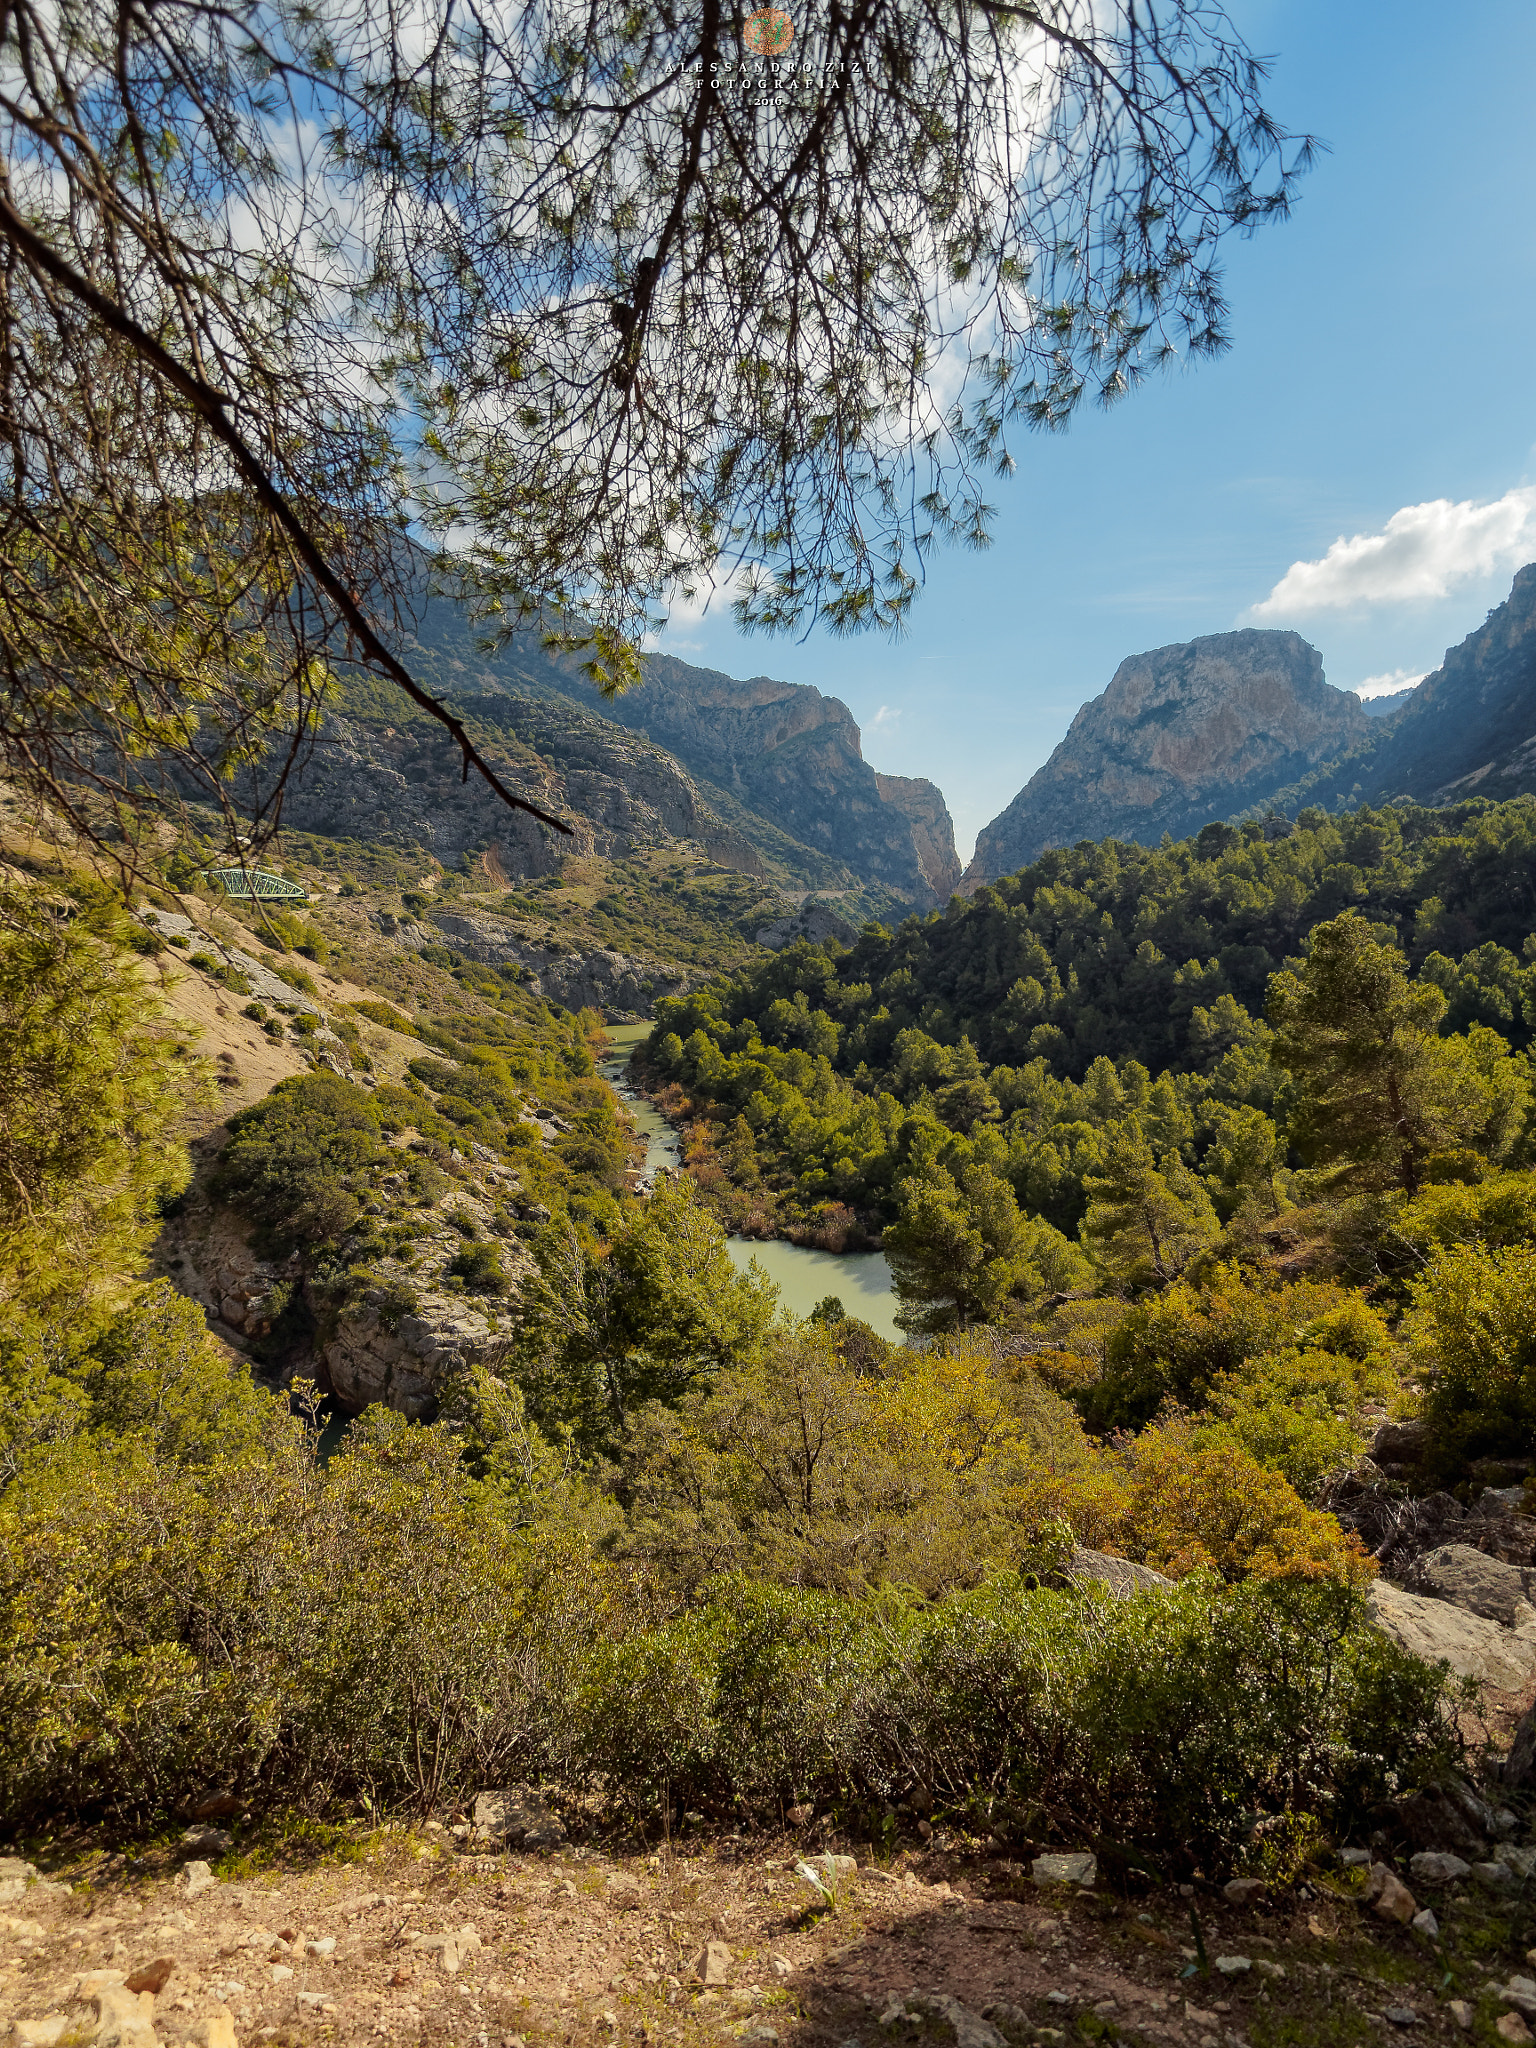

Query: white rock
[7,2020,69,2048]
[1410,1852,1471,1884]
[1031,1852,1096,1888]
[179,1861,216,1897]
[1367,1581,1536,1691]
[89,1985,157,2048]
[1411,1908,1440,1938]
[1213,1956,1251,1975]
[904,1992,1005,2048]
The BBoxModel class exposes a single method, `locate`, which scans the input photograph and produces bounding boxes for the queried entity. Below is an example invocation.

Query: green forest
[8,799,1536,1961]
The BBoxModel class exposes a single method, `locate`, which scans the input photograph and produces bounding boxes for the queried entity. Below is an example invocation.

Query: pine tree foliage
[0,887,205,1309]
[1268,913,1527,1196]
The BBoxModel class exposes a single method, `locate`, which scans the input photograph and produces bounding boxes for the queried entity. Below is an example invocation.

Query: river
[598,1023,902,1340]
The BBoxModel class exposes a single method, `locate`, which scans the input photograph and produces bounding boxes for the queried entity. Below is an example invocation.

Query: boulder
[903,1993,1006,2048]
[692,1941,732,1986]
[8,2022,69,2048]
[1031,1852,1097,1887]
[1063,1547,1174,1597]
[1371,1418,1432,1469]
[1409,1852,1471,1885]
[471,1787,567,1850]
[1396,1775,1514,1858]
[1366,1580,1536,1691]
[89,1985,158,2048]
[1365,1864,1417,1924]
[1406,1545,1536,1629]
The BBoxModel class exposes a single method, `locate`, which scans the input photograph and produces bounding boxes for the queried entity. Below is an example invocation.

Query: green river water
[598,1024,901,1341]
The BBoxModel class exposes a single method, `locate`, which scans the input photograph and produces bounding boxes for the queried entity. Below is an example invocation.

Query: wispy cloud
[869,704,902,731]
[1250,487,1536,617]
[1354,667,1426,700]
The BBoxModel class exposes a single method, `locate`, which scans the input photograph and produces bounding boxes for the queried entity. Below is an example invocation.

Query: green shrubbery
[0,1389,1457,1863]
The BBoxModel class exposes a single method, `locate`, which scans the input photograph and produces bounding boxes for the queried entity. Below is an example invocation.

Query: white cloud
[1250,487,1536,617]
[869,704,901,731]
[1354,667,1426,701]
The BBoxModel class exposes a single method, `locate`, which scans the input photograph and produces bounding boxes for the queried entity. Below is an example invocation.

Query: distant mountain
[1271,566,1536,813]
[1359,685,1419,720]
[401,594,960,907]
[268,585,958,911]
[965,628,1369,886]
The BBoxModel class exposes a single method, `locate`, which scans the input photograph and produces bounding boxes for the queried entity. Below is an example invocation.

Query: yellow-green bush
[1120,1421,1374,1585]
[1412,1240,1536,1461]
[1085,1268,1379,1432]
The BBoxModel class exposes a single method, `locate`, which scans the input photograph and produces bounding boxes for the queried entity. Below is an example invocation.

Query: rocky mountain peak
[965,626,1369,886]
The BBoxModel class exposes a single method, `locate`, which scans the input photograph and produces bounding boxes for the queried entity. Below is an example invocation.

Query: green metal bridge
[202,867,309,902]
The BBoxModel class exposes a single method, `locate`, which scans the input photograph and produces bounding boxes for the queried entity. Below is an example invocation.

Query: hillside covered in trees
[12,796,1536,2036]
[641,799,1536,1269]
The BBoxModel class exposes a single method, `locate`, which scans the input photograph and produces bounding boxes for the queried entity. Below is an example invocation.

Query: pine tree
[885,1160,1033,1337]
[1266,913,1497,1196]
[1080,1130,1220,1288]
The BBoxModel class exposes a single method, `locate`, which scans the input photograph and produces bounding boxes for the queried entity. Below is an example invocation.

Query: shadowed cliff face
[398,593,962,907]
[586,654,962,904]
[965,628,1369,885]
[1266,563,1536,814]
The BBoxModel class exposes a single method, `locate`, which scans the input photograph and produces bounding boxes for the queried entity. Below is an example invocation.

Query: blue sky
[650,0,1536,866]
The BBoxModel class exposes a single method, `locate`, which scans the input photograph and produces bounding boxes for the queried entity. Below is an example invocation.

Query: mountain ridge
[396,594,961,906]
[965,626,1369,885]
[1261,565,1536,815]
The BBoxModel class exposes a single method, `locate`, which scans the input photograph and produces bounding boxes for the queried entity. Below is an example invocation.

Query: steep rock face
[875,773,964,899]
[585,653,961,904]
[281,584,959,903]
[965,628,1370,885]
[414,909,702,1014]
[1273,565,1536,811]
[755,899,859,951]
[275,706,714,879]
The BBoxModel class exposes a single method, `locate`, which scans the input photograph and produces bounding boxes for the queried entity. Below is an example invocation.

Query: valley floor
[1,1829,1521,2048]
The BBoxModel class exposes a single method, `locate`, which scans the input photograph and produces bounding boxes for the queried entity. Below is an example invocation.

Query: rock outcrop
[965,628,1370,885]
[274,706,712,882]
[1366,1579,1536,1693]
[1268,563,1536,813]
[587,653,962,904]
[409,908,703,1014]
[754,899,860,952]
[401,588,961,906]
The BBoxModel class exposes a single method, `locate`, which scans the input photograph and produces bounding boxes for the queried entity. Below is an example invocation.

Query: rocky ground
[8,1817,1536,2048]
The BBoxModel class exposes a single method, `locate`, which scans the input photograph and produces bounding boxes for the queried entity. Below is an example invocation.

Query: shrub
[448,1242,509,1294]
[0,1397,1456,1869]
[351,999,417,1036]
[1120,1422,1374,1585]
[1190,1346,1387,1497]
[1085,1270,1363,1432]
[212,1073,384,1255]
[1412,1241,1536,1461]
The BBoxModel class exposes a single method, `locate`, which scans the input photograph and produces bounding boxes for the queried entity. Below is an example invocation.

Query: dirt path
[0,1833,1500,2048]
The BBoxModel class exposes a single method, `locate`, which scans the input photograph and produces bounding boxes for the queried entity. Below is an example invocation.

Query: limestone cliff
[965,628,1369,885]
[874,773,964,900]
[590,655,960,904]
[402,593,961,907]
[1269,565,1536,813]
[274,703,715,881]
